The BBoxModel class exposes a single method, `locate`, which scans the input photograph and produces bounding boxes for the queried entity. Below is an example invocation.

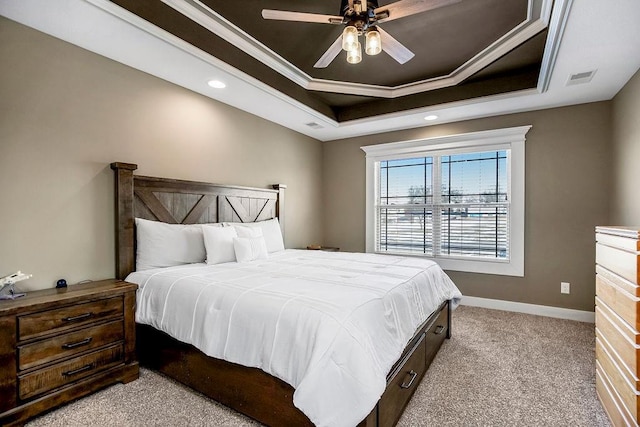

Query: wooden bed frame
[111,162,451,427]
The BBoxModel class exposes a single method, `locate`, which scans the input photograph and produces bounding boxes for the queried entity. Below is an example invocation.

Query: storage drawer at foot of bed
[424,303,448,367]
[379,333,426,427]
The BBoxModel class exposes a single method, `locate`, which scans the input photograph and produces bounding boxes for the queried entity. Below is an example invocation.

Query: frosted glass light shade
[365,30,381,55]
[342,26,358,52]
[347,42,362,64]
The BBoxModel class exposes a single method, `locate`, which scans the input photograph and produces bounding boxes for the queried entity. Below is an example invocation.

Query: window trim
[362,126,531,277]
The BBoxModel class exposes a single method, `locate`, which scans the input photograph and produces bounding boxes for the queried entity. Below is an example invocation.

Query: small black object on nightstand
[56,279,67,288]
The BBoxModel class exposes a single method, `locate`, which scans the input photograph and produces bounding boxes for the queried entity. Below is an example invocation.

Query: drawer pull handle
[63,312,93,322]
[62,337,93,349]
[400,370,418,389]
[62,363,94,377]
[434,325,445,335]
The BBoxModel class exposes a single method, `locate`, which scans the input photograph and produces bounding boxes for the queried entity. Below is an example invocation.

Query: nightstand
[0,279,138,426]
[306,246,340,252]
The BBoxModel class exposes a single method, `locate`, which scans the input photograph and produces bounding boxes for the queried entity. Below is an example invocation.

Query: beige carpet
[26,306,610,426]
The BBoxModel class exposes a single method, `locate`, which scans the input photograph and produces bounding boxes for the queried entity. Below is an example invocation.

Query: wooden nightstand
[0,279,138,426]
[305,245,340,252]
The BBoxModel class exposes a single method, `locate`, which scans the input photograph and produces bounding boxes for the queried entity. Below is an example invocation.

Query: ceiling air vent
[305,122,324,129]
[566,70,596,86]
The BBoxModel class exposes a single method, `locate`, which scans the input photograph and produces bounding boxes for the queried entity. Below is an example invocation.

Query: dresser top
[596,226,640,239]
[0,279,137,316]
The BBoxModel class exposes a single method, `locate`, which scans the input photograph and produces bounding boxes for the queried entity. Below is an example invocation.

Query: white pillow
[224,218,284,253]
[203,225,238,264]
[233,236,268,263]
[135,218,207,271]
[235,225,263,238]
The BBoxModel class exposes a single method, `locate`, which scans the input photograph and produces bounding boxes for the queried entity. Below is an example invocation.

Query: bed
[111,162,461,427]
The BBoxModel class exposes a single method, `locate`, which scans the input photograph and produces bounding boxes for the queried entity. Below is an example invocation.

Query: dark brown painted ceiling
[109,0,546,122]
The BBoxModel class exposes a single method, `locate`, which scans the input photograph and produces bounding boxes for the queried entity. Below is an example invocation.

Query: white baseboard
[460,295,595,323]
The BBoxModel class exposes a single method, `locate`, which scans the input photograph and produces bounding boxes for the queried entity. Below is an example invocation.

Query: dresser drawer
[597,273,640,331]
[596,302,640,376]
[18,297,123,341]
[596,336,640,419]
[597,242,640,285]
[379,333,426,427]
[598,265,640,297]
[598,328,640,392]
[18,344,124,400]
[596,362,637,427]
[18,320,124,370]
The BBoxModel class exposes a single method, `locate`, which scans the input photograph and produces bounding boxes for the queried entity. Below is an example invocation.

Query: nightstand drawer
[19,344,124,400]
[18,320,124,370]
[18,297,123,341]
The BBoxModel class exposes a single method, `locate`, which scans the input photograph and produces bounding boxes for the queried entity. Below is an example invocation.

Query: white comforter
[127,250,462,427]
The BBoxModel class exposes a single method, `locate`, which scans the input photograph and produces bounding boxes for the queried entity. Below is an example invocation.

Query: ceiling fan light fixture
[342,26,359,51]
[365,29,381,56]
[347,41,362,64]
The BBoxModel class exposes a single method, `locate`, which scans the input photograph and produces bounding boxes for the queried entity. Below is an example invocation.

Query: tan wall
[323,103,612,311]
[611,69,640,225]
[0,18,323,291]
[0,15,623,312]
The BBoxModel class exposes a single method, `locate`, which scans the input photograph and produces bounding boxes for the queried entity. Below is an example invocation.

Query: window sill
[372,251,524,277]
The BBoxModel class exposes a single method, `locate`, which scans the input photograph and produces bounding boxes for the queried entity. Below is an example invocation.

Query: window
[362,126,530,276]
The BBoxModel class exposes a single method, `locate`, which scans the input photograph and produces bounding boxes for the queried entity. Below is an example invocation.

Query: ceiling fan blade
[262,9,344,25]
[374,0,461,24]
[378,27,415,64]
[314,35,344,68]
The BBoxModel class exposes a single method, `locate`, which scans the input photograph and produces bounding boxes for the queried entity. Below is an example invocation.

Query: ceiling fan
[262,0,461,68]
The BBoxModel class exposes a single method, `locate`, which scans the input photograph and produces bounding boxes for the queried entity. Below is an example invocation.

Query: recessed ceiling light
[207,80,226,89]
[424,115,438,121]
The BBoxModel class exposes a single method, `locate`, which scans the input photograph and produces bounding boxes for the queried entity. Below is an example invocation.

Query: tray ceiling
[109,0,551,121]
[4,0,639,141]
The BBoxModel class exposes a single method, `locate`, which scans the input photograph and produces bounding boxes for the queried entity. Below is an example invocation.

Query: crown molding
[161,0,312,88]
[161,0,559,98]
[537,0,574,93]
[390,17,548,98]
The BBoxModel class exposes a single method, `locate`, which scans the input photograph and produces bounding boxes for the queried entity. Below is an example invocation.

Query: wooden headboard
[111,162,286,280]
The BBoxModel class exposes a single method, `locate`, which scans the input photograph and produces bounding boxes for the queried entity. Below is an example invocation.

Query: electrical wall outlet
[561,282,570,294]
